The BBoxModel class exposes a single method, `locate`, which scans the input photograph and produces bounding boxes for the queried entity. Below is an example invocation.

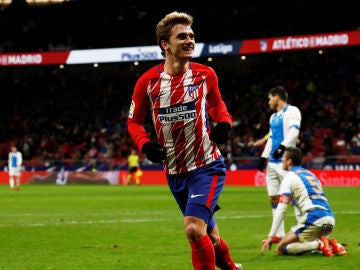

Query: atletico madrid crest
[188,84,199,99]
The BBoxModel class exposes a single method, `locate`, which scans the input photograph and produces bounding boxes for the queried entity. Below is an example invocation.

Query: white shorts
[265,162,287,196]
[292,215,335,242]
[9,167,21,177]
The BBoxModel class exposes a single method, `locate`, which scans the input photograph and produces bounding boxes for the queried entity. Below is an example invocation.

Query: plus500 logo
[121,51,158,61]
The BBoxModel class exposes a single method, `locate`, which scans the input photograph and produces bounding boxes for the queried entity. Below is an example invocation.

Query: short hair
[268,85,288,102]
[285,147,302,166]
[156,11,193,57]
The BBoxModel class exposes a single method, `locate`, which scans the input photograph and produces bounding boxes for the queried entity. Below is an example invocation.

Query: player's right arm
[260,130,272,159]
[127,75,152,152]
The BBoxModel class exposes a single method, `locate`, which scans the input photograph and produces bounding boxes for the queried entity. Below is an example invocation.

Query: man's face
[268,94,279,111]
[164,24,195,60]
[282,151,290,171]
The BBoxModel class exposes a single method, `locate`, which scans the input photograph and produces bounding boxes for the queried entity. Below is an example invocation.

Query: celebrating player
[127,11,243,270]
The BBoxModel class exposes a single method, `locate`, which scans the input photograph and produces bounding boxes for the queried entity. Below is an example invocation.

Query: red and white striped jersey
[127,61,232,174]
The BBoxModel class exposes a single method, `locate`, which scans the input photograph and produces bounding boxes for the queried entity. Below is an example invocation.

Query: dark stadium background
[0,0,359,170]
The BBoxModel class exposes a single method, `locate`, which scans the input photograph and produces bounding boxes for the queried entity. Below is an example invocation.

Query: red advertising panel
[0,170,359,187]
[0,51,70,66]
[240,30,360,54]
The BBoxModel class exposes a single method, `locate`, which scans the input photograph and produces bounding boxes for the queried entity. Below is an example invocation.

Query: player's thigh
[265,163,284,196]
[278,230,298,250]
[296,225,323,242]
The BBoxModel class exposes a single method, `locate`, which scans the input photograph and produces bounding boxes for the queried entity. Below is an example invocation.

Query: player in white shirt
[8,145,22,191]
[257,86,302,242]
[261,147,346,257]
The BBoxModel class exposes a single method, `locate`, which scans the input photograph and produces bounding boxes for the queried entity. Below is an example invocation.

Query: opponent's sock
[215,237,237,270]
[16,177,20,190]
[190,235,215,270]
[9,177,15,189]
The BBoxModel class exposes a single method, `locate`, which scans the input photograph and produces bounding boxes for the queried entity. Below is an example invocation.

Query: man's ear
[161,40,168,50]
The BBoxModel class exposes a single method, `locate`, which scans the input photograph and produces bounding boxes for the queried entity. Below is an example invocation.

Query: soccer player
[257,86,302,243]
[8,145,23,191]
[261,147,346,256]
[127,11,243,270]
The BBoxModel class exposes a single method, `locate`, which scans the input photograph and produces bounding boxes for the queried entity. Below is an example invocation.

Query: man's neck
[277,102,287,112]
[164,59,189,75]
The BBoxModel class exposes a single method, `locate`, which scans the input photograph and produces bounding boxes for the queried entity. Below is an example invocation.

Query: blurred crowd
[0,46,359,168]
[0,1,359,168]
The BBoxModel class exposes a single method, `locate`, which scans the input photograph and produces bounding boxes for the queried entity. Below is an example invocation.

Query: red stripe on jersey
[128,61,232,175]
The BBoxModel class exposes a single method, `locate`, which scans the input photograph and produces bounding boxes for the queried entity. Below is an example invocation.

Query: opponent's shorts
[292,209,335,242]
[9,167,21,177]
[265,162,287,196]
[166,157,226,225]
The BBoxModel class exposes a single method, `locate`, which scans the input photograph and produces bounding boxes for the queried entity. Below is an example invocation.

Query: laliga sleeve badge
[129,100,135,118]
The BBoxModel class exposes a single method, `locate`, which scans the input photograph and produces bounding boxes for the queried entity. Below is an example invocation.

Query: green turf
[0,184,358,270]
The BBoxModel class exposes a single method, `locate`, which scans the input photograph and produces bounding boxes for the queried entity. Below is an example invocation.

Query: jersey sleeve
[18,152,22,166]
[268,202,288,237]
[282,106,301,146]
[261,129,272,158]
[205,68,232,126]
[127,75,152,152]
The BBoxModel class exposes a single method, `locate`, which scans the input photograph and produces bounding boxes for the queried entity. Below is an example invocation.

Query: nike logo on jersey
[190,194,205,199]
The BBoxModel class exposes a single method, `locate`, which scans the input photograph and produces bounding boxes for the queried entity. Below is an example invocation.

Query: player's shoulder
[283,170,299,182]
[280,173,296,192]
[134,64,162,88]
[286,104,302,116]
[140,64,161,79]
[191,62,215,73]
[288,104,301,112]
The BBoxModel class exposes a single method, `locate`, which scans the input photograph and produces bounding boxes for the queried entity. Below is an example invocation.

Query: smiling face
[161,24,195,61]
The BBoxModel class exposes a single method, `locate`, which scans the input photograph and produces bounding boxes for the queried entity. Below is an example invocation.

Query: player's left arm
[281,106,301,147]
[268,196,290,237]
[261,197,290,253]
[205,68,232,125]
[18,152,22,167]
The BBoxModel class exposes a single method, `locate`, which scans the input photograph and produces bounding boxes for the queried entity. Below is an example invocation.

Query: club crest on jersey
[188,84,199,99]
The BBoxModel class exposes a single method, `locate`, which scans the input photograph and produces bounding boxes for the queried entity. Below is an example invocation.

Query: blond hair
[156,11,193,57]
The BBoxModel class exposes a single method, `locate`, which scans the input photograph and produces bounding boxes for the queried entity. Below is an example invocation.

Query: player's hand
[210,122,231,144]
[261,237,273,255]
[141,142,166,163]
[257,157,267,172]
[273,144,286,159]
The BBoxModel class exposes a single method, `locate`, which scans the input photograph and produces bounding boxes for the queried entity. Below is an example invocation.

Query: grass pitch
[0,184,358,270]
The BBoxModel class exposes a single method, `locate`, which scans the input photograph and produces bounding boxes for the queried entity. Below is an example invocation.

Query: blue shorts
[166,157,226,228]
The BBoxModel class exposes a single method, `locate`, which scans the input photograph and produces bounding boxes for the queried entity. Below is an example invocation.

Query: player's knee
[208,231,220,248]
[184,218,206,241]
[184,223,201,241]
[276,245,285,255]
